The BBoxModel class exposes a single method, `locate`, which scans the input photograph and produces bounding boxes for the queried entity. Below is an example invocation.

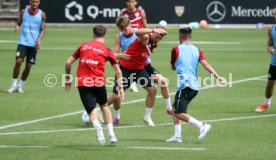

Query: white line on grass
[0,40,16,43]
[127,147,207,151]
[0,75,266,130]
[160,41,242,44]
[0,145,51,148]
[1,114,275,136]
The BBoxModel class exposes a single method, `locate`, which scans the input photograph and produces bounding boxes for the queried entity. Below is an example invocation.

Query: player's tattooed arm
[15,9,24,32]
[36,12,47,50]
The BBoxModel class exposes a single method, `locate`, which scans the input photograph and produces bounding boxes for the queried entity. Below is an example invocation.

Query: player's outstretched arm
[64,56,77,91]
[200,60,225,83]
[112,64,124,101]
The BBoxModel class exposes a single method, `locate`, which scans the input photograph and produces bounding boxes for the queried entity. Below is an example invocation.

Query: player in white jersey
[7,0,46,93]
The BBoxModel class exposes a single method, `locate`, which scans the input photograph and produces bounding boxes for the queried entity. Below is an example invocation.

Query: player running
[64,25,124,145]
[8,0,46,93]
[255,8,276,112]
[166,25,224,142]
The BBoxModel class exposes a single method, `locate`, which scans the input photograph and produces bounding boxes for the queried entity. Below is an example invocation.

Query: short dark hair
[125,0,137,1]
[179,26,192,39]
[93,25,107,37]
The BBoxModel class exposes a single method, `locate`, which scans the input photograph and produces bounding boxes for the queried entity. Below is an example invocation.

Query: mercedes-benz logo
[206,1,226,22]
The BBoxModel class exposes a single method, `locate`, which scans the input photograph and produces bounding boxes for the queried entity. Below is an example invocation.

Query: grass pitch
[0,26,276,160]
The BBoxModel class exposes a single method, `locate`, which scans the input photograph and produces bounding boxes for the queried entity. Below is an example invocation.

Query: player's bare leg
[89,107,105,145]
[8,58,23,93]
[17,63,32,93]
[154,74,172,114]
[100,104,118,143]
[107,93,122,124]
[166,110,182,142]
[143,86,157,126]
[256,80,275,112]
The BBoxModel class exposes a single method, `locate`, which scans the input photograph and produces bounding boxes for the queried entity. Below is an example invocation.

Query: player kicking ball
[64,25,124,145]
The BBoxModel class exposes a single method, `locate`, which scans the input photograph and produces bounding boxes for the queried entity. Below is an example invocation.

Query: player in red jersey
[120,0,147,29]
[64,25,124,145]
[108,27,167,126]
[121,0,148,92]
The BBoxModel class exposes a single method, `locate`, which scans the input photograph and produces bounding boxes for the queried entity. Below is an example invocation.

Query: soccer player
[111,17,172,124]
[7,0,46,93]
[255,9,276,112]
[166,25,224,142]
[120,0,147,29]
[120,0,148,92]
[108,27,167,126]
[64,25,124,145]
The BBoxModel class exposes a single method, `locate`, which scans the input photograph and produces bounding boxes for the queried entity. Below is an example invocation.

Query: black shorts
[16,44,37,64]
[113,65,153,93]
[78,86,107,114]
[144,64,160,75]
[173,87,198,114]
[268,65,276,80]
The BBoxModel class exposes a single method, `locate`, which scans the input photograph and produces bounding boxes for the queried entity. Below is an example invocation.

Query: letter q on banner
[65,1,83,21]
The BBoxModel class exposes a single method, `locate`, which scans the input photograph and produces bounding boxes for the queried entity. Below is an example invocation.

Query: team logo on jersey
[16,51,20,57]
[175,6,185,17]
[135,12,140,18]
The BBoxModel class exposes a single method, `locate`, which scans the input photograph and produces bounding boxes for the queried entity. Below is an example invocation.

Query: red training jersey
[120,8,143,29]
[120,37,156,70]
[71,40,117,87]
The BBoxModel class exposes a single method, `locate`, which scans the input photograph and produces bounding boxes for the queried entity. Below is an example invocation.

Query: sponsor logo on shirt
[81,58,98,65]
[82,45,104,54]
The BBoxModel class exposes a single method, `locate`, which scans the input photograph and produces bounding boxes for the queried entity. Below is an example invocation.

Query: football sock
[188,117,203,129]
[12,79,18,87]
[18,80,25,88]
[174,124,181,138]
[265,98,271,105]
[165,98,172,110]
[107,123,115,137]
[92,120,101,129]
[114,110,120,119]
[144,107,153,119]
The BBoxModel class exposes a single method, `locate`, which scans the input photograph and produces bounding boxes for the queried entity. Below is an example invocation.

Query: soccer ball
[199,20,208,28]
[81,111,90,125]
[158,20,167,28]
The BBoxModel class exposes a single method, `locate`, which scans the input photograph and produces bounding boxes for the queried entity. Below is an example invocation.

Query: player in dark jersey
[108,27,167,126]
[64,25,124,145]
[7,0,46,93]
[120,0,147,29]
